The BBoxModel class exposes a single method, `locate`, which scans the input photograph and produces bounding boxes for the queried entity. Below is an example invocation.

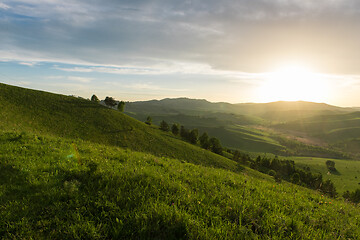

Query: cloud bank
[1,0,360,74]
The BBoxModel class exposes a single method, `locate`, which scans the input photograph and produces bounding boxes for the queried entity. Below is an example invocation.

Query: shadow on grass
[0,162,189,239]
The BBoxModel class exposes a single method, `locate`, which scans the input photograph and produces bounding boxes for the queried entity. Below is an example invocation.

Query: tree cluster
[100,95,126,112]
[158,120,223,155]
[325,160,337,172]
[343,189,360,204]
[104,96,117,107]
[231,153,337,197]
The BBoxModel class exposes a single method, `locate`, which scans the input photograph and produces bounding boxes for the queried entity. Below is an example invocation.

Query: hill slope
[1,83,360,238]
[0,83,236,170]
[1,131,360,239]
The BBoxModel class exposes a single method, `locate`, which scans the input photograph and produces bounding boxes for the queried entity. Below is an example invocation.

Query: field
[1,130,360,239]
[1,83,360,238]
[289,157,360,194]
[0,83,236,171]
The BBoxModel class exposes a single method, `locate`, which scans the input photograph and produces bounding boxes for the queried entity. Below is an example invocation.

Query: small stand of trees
[171,124,179,135]
[343,189,360,203]
[157,120,223,155]
[91,94,99,102]
[159,120,170,131]
[104,96,117,107]
[230,152,338,197]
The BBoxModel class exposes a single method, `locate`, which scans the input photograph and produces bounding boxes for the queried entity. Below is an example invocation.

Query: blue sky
[1,0,360,106]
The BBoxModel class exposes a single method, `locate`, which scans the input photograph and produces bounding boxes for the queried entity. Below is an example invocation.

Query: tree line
[91,95,125,112]
[151,119,223,155]
[231,151,338,197]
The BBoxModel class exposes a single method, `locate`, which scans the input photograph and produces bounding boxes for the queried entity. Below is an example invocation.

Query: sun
[256,64,329,103]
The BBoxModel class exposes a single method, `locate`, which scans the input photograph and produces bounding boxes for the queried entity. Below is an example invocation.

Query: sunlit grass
[1,131,360,239]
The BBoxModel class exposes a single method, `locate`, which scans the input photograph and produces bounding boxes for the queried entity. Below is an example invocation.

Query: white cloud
[18,62,37,67]
[0,2,10,10]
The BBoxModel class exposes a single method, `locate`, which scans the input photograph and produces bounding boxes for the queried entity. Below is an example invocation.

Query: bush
[145,116,152,125]
[118,101,125,112]
[160,120,170,132]
[171,124,179,135]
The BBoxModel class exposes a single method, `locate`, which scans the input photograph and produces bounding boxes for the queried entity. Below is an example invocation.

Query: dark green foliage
[209,137,223,155]
[117,101,125,112]
[171,123,179,135]
[249,155,337,197]
[274,173,282,183]
[291,173,301,184]
[268,170,276,177]
[326,160,337,172]
[180,126,189,139]
[145,116,152,125]
[159,120,170,131]
[91,94,99,102]
[199,132,210,149]
[320,179,338,198]
[189,129,198,144]
[343,189,360,203]
[232,150,251,164]
[104,96,117,107]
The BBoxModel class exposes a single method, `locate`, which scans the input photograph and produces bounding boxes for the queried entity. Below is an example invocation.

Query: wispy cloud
[18,62,37,67]
[2,0,360,74]
[0,2,10,10]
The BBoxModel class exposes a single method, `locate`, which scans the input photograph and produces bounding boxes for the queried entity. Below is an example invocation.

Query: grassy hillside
[1,130,360,239]
[273,111,360,156]
[125,98,357,156]
[290,157,360,194]
[0,83,236,171]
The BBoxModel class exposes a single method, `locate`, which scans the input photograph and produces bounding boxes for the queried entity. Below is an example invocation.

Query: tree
[180,126,189,139]
[291,173,301,184]
[199,132,210,149]
[160,120,170,131]
[171,123,179,135]
[209,137,222,155]
[117,101,125,112]
[189,129,198,144]
[326,160,337,172]
[104,96,117,107]
[320,179,337,198]
[145,116,152,125]
[91,94,99,102]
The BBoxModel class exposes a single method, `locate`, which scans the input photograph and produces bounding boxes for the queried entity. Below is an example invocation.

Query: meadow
[1,130,360,239]
[1,83,360,239]
[290,157,360,194]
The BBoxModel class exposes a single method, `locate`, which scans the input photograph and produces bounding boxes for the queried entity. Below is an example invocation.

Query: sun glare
[257,64,329,103]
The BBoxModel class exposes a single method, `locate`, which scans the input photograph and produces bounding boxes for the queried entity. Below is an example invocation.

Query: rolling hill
[1,83,360,238]
[273,111,360,155]
[125,98,355,156]
[0,83,236,171]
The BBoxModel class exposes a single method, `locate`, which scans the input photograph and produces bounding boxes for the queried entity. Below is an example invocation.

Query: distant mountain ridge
[126,97,354,122]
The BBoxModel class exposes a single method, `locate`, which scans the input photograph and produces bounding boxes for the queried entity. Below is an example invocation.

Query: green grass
[290,156,360,194]
[1,130,360,239]
[1,83,360,238]
[0,83,236,171]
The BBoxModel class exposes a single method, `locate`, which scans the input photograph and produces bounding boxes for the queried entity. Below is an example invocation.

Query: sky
[1,0,360,106]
